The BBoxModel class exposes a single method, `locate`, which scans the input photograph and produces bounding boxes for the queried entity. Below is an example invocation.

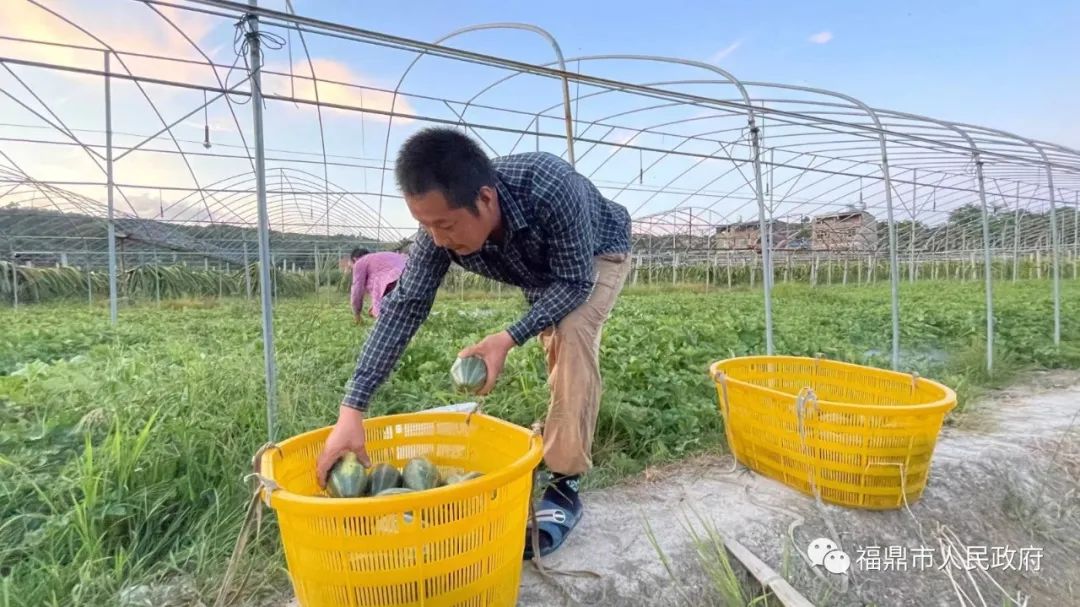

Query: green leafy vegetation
[1,279,1077,605]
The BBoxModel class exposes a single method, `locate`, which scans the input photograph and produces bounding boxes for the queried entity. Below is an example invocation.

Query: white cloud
[261,58,414,123]
[709,40,743,64]
[808,31,834,44]
[0,1,218,84]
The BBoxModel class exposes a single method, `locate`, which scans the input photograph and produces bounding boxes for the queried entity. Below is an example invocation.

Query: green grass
[1,279,1078,606]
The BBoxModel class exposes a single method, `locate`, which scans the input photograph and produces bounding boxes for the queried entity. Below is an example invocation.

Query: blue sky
[1,0,1077,238]
[295,0,1080,148]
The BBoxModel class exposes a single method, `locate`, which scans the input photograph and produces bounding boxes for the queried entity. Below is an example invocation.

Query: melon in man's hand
[451,355,488,393]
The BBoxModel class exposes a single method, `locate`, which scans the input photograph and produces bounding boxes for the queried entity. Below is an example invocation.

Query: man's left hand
[458,330,515,395]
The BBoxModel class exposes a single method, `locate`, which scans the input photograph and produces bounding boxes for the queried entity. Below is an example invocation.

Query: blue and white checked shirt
[342,151,632,411]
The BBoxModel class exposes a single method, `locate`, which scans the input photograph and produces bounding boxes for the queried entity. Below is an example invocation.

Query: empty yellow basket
[258,411,543,607]
[709,355,957,510]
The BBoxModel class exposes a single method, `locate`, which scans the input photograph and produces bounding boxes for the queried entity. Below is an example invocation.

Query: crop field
[2,279,1079,606]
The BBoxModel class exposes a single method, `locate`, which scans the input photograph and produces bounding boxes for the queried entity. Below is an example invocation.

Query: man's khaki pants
[538,252,632,476]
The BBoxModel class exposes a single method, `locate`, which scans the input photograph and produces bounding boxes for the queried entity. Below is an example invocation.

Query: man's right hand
[316,405,371,488]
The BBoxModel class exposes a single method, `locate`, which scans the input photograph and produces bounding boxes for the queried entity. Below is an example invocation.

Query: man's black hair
[394,127,494,214]
[350,247,369,261]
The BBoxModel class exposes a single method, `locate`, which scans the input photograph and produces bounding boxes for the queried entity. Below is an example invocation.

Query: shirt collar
[495,180,528,238]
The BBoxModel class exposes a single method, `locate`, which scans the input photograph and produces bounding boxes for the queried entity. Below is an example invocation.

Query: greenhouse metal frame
[1,0,1078,440]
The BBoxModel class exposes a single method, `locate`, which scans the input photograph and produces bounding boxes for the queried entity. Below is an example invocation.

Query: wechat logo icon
[808,537,851,574]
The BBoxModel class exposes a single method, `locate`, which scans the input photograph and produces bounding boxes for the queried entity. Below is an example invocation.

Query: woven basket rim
[258,411,543,510]
[709,355,957,415]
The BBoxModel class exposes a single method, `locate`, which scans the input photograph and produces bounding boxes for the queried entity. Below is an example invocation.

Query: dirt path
[517,370,1080,607]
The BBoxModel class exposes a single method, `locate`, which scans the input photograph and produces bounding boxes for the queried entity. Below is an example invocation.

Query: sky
[0,0,1077,240]
[296,0,1080,147]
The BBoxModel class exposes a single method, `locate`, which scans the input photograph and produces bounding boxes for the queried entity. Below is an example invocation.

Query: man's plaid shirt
[342,151,632,411]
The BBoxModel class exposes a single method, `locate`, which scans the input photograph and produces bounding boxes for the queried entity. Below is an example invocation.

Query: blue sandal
[523,497,582,559]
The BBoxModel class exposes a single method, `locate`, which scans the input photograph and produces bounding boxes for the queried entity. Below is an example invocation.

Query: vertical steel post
[245,3,279,442]
[104,52,118,324]
[561,76,576,166]
[974,156,995,373]
[10,254,16,310]
[878,161,901,370]
[909,169,917,282]
[243,240,252,299]
[1046,167,1062,346]
[1073,192,1078,279]
[1012,183,1021,282]
[750,125,774,354]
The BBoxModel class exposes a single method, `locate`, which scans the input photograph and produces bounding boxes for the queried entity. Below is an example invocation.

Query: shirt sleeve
[350,258,367,314]
[341,234,450,411]
[505,160,596,345]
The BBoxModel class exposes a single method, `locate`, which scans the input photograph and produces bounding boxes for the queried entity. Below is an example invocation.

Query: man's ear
[476,185,497,215]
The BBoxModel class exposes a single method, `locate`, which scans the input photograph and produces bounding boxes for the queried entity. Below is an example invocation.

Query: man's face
[405,186,498,256]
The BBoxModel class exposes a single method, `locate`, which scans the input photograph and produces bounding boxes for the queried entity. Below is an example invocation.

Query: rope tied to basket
[794,386,822,507]
[464,396,484,425]
[523,420,607,605]
[713,369,731,418]
[793,387,850,590]
[213,441,281,607]
[795,387,818,452]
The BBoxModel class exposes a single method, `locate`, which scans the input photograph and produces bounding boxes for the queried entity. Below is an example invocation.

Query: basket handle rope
[213,441,281,607]
[524,422,607,605]
[464,396,484,425]
[793,388,850,585]
[794,388,820,499]
[712,369,731,418]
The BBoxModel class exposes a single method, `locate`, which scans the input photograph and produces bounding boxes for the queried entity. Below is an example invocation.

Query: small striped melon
[450,355,487,392]
[402,456,441,490]
[366,463,402,496]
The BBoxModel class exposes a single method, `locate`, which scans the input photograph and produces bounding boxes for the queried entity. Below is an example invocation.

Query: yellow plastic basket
[709,356,956,510]
[258,411,543,607]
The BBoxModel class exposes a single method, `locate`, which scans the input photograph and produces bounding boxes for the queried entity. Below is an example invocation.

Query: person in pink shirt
[348,248,408,323]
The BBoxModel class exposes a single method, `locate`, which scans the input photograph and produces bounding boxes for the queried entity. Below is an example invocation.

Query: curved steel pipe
[377,23,575,243]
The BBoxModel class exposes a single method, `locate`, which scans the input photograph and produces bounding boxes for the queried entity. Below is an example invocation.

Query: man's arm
[342,234,450,410]
[505,164,596,345]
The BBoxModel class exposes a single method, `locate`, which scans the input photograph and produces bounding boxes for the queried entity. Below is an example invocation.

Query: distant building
[714,219,803,251]
[811,210,878,251]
